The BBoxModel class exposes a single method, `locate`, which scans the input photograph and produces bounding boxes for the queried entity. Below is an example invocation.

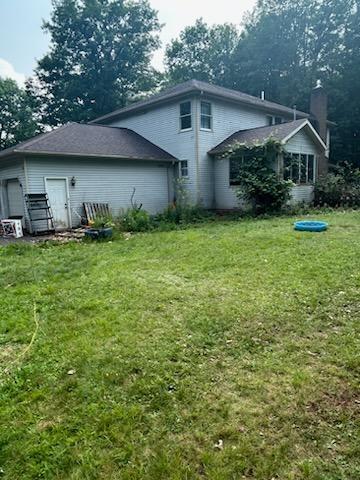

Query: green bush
[224,139,293,214]
[91,214,115,229]
[314,164,360,207]
[118,208,152,232]
[154,204,210,225]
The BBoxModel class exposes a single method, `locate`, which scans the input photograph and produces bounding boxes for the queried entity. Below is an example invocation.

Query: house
[0,79,330,230]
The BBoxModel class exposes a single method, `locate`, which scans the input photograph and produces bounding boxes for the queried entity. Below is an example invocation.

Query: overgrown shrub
[118,208,152,232]
[154,178,212,225]
[155,204,209,225]
[91,214,115,229]
[223,138,293,213]
[314,163,360,207]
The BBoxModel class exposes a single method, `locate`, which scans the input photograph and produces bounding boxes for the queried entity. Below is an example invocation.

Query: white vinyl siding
[25,157,172,227]
[110,102,197,203]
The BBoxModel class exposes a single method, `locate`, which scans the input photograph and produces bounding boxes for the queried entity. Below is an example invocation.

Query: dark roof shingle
[0,123,177,161]
[209,119,312,155]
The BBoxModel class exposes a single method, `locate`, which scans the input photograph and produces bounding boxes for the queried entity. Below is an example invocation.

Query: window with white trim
[180,101,192,131]
[284,153,315,184]
[180,160,189,178]
[267,115,284,126]
[200,101,212,130]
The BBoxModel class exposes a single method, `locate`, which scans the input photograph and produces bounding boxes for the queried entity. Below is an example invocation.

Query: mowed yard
[0,212,359,479]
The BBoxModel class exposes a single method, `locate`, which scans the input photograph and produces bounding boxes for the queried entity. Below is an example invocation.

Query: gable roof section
[90,79,310,124]
[208,119,326,156]
[0,123,177,162]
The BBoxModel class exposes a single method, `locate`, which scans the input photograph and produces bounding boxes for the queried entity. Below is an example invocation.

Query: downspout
[168,160,177,205]
[23,156,31,233]
[194,98,201,204]
[23,156,29,193]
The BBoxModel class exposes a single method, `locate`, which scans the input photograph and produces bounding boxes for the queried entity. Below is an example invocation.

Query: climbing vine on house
[223,138,293,213]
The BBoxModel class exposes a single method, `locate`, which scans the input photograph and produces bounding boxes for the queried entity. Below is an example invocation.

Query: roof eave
[282,119,327,150]
[209,119,326,156]
[91,86,310,125]
[1,150,178,162]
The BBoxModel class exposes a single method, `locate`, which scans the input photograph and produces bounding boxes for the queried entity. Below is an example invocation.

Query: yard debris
[67,369,76,375]
[306,350,319,357]
[214,439,223,450]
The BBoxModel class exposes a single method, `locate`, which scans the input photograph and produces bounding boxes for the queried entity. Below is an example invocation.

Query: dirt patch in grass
[307,387,360,416]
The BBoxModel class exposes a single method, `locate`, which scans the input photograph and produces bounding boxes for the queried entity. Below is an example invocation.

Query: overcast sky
[0,0,257,86]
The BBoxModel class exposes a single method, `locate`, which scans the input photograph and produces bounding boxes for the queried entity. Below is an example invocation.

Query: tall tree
[232,0,352,111]
[164,1,357,164]
[34,0,161,125]
[330,0,360,165]
[0,78,41,151]
[234,0,356,164]
[164,19,240,87]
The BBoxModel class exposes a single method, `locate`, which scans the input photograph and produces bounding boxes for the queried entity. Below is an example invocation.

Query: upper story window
[267,115,283,126]
[200,101,212,130]
[180,101,192,131]
[284,153,315,184]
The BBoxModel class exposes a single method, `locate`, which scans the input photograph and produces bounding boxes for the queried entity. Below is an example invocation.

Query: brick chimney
[310,80,328,175]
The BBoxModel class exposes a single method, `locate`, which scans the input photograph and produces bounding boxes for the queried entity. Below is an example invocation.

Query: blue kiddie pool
[294,220,328,232]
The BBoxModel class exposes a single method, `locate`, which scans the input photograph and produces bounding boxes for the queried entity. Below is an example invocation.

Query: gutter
[0,151,178,163]
[91,88,310,125]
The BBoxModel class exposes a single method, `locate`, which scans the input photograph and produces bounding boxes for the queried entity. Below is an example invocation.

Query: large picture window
[284,153,315,184]
[180,101,192,131]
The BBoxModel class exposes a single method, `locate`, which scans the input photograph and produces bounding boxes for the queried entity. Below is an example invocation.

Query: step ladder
[25,193,55,235]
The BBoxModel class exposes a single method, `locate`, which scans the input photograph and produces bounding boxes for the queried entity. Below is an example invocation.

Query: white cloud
[0,58,26,87]
[149,0,257,70]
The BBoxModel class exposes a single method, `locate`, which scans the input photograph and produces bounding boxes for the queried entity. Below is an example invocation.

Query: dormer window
[267,115,283,126]
[180,101,192,131]
[200,101,212,130]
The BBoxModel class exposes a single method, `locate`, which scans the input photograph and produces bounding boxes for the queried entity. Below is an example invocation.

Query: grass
[0,211,359,479]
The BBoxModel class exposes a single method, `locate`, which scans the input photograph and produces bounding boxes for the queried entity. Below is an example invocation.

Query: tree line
[1,0,359,165]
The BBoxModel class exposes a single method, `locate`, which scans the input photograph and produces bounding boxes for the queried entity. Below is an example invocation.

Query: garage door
[6,179,25,218]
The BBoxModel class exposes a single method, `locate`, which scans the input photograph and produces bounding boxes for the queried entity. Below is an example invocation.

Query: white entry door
[45,178,70,230]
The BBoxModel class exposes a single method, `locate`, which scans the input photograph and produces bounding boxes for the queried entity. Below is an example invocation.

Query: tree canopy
[1,0,359,165]
[164,19,240,87]
[33,0,161,125]
[165,0,359,165]
[0,78,41,151]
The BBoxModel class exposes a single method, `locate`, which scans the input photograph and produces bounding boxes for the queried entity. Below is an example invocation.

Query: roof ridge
[83,122,133,132]
[90,79,310,124]
[230,118,306,135]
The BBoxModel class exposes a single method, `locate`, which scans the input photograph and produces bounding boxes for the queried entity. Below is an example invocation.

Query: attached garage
[0,123,177,231]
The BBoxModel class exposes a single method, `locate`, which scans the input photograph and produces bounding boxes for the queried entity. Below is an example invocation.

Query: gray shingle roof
[209,119,314,155]
[0,123,177,161]
[91,79,310,124]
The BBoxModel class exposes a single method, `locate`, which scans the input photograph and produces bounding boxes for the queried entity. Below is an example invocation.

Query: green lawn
[0,212,359,479]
